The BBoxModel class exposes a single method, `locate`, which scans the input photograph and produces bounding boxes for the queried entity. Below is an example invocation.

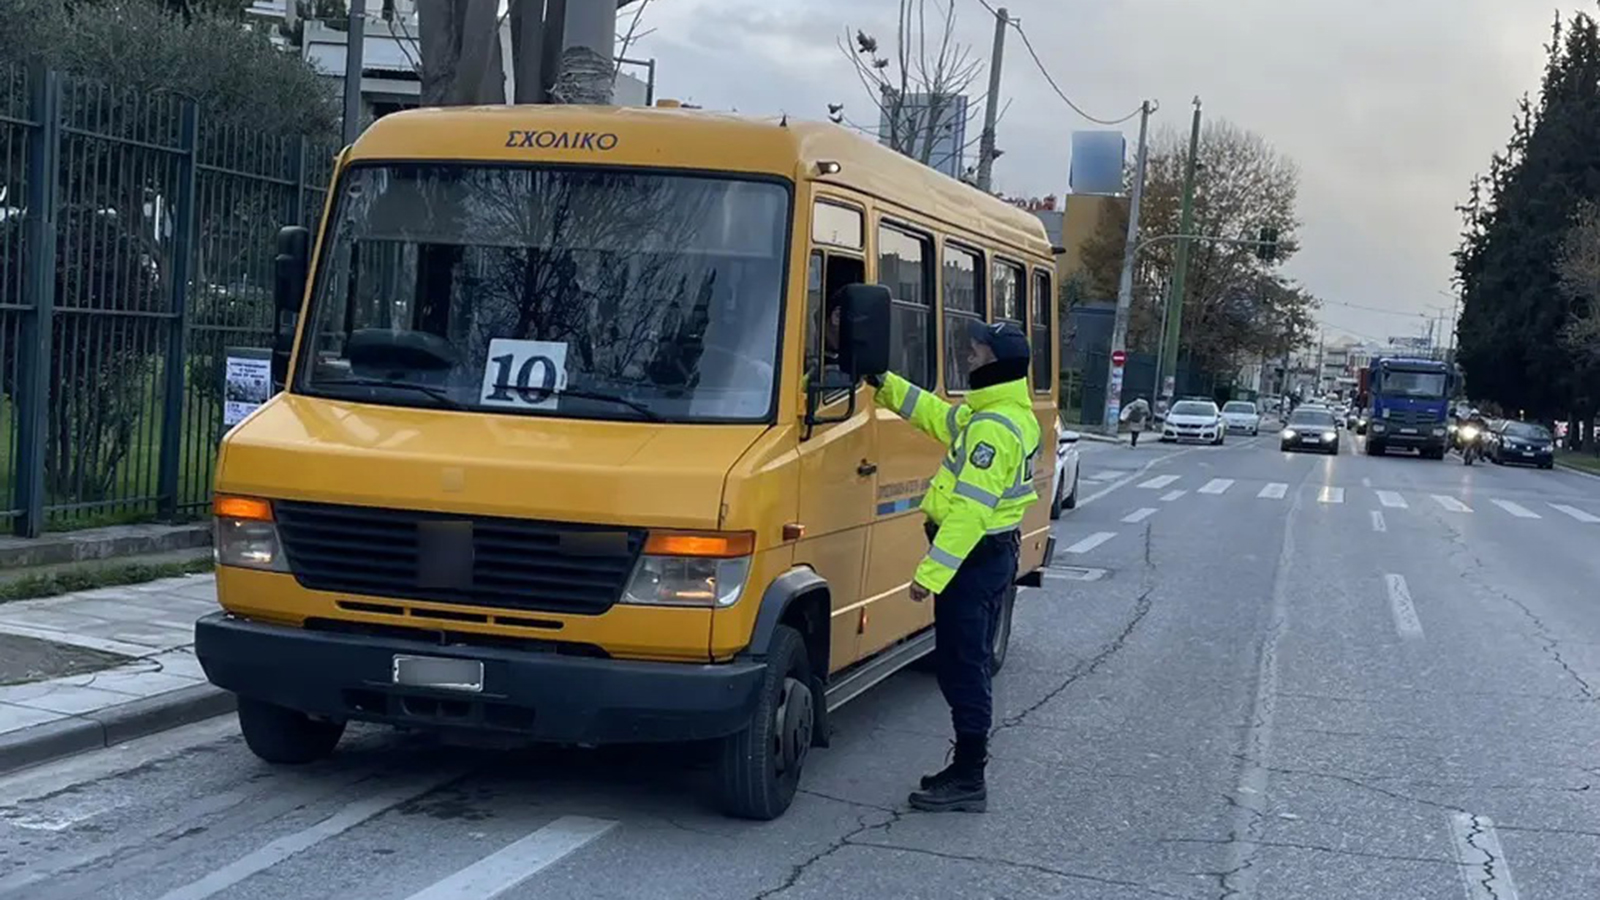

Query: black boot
[909,734,987,812]
[919,741,957,790]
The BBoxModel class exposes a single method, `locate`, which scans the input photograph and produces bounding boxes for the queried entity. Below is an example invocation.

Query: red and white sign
[1111,350,1127,368]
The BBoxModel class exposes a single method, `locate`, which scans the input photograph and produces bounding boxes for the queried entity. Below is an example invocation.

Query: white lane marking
[154,770,468,900]
[1073,444,1204,510]
[1489,499,1540,519]
[1199,478,1234,495]
[1375,490,1408,509]
[403,816,617,900]
[1138,474,1180,489]
[1063,532,1116,554]
[1551,503,1600,523]
[1160,489,1187,502]
[1370,511,1386,533]
[1448,812,1521,900]
[1317,486,1344,504]
[1122,507,1158,524]
[1257,482,1288,499]
[1081,470,1119,482]
[1384,574,1423,641]
[1432,494,1472,513]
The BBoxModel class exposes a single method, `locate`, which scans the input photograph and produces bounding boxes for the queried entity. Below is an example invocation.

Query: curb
[1555,461,1600,480]
[0,683,235,777]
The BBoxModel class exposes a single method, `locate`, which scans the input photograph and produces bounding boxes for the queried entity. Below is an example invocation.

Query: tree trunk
[550,0,615,105]
[418,0,506,106]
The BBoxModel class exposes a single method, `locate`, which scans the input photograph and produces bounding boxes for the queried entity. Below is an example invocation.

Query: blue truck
[1357,356,1454,459]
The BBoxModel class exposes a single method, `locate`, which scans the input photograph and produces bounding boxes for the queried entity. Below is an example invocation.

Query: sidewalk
[0,574,233,775]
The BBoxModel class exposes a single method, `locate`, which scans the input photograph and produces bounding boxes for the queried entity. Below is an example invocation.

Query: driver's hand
[909,582,930,602]
[865,374,883,388]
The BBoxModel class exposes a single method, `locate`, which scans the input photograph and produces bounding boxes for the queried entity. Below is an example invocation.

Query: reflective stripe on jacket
[875,372,1041,593]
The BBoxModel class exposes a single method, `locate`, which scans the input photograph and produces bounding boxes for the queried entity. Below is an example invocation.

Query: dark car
[1490,420,1555,469]
[1280,408,1341,455]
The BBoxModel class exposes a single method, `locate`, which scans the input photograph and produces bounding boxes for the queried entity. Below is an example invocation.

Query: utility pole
[974,7,1008,192]
[341,1,366,145]
[1101,99,1152,436]
[1156,97,1202,403]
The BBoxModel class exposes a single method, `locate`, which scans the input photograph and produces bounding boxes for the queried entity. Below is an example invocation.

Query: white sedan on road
[1052,420,1081,519]
[1221,400,1262,436]
[1160,399,1227,445]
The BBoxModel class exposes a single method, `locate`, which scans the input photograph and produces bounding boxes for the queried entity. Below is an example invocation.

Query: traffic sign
[1111,350,1127,367]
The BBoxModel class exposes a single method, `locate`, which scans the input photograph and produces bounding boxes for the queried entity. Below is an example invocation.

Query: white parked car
[1051,420,1081,520]
[1220,400,1262,436]
[1161,399,1226,445]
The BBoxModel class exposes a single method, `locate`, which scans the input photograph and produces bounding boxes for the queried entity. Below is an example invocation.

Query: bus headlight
[621,531,755,607]
[213,495,289,572]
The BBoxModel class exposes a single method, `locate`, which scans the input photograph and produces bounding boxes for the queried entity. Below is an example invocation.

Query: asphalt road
[3,425,1599,900]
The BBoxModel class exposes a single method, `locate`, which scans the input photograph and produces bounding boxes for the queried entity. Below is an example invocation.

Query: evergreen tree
[1455,12,1600,431]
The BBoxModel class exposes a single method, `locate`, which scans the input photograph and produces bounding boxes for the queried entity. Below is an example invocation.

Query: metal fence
[1,65,336,536]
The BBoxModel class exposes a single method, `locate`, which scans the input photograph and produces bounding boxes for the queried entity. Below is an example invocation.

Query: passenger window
[993,261,1023,328]
[1031,269,1053,393]
[877,223,935,389]
[942,244,984,391]
[805,250,867,398]
[812,201,864,249]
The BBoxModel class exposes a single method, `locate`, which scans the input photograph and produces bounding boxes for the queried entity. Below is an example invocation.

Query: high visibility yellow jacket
[875,372,1041,593]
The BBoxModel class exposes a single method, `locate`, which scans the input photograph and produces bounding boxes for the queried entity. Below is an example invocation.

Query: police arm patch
[970,441,997,469]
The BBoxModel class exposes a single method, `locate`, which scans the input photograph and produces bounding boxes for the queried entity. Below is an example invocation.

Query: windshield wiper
[483,385,664,422]
[316,377,465,410]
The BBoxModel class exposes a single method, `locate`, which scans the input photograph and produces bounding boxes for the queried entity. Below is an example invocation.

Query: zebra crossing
[1058,470,1600,559]
[1075,470,1600,521]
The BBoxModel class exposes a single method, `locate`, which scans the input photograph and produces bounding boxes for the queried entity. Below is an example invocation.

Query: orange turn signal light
[644,530,755,558]
[213,494,274,522]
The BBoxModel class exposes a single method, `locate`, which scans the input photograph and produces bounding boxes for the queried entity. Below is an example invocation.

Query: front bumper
[195,613,766,744]
[1500,447,1554,465]
[1162,427,1220,442]
[1368,426,1446,449]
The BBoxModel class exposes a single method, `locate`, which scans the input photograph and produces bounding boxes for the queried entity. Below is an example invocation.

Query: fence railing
[1,64,336,537]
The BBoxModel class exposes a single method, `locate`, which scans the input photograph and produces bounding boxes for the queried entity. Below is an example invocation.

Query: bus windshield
[1379,368,1447,399]
[299,163,792,423]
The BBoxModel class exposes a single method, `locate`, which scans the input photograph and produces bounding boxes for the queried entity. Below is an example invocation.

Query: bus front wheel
[714,624,813,820]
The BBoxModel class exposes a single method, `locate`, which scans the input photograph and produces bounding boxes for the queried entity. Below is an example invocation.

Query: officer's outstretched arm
[874,372,967,447]
[913,421,1022,594]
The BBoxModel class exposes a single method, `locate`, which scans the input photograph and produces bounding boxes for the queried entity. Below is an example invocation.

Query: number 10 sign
[479,338,569,410]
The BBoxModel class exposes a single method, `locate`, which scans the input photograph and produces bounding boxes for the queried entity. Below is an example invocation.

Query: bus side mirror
[839,283,891,380]
[271,225,310,392]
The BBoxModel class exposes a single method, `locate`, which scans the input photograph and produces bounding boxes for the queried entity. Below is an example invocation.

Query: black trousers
[925,523,1019,738]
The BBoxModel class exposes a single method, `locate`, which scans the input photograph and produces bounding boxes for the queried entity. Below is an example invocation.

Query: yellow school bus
[196,105,1059,820]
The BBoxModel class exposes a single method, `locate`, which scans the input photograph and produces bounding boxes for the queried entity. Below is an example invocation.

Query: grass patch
[1556,449,1600,475]
[0,556,213,603]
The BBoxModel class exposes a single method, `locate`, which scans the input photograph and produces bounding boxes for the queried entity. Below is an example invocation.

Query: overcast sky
[629,0,1563,348]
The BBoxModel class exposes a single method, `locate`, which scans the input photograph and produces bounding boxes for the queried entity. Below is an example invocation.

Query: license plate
[1399,427,1418,434]
[392,655,484,692]
[1304,435,1320,442]
[1521,450,1535,456]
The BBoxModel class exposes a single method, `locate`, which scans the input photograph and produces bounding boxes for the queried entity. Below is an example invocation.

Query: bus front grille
[274,500,644,616]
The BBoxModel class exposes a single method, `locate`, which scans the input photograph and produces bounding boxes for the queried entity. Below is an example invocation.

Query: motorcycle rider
[1460,408,1489,463]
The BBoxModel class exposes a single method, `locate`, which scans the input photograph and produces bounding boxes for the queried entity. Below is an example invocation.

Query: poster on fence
[223,348,273,428]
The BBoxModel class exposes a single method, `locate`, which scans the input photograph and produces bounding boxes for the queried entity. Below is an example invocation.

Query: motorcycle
[1460,424,1482,466]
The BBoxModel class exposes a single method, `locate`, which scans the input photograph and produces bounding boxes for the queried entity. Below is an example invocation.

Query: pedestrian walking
[869,321,1041,813]
[1122,396,1151,447]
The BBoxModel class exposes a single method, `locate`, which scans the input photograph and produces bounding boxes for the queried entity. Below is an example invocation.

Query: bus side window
[1030,269,1053,393]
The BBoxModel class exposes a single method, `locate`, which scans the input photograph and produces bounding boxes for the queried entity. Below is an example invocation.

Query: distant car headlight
[1371,422,1386,432]
[1431,427,1446,437]
[1282,428,1297,439]
[1323,431,1337,441]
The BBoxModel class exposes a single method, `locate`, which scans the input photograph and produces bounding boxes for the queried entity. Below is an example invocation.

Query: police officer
[869,320,1041,813]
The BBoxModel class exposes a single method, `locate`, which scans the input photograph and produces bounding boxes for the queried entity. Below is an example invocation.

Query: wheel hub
[772,676,813,776]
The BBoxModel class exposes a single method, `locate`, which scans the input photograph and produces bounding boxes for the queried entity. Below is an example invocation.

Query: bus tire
[237,697,345,764]
[714,624,813,820]
[989,584,1016,676]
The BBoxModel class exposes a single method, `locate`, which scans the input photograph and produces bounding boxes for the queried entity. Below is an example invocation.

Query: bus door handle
[857,460,877,477]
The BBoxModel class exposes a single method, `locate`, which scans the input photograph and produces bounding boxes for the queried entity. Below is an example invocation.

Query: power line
[1320,298,1435,317]
[975,0,1141,126]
